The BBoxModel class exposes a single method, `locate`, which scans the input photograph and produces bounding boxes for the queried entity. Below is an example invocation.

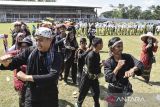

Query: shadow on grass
[149,81,160,86]
[59,99,74,107]
[135,77,160,86]
[99,85,108,100]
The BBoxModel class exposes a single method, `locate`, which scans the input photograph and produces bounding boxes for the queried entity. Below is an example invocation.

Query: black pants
[107,84,125,107]
[25,100,58,107]
[88,37,93,48]
[77,73,100,107]
[64,57,77,83]
[59,62,64,78]
[24,87,58,107]
[19,86,27,107]
[88,35,95,48]
[77,65,83,87]
[59,53,65,79]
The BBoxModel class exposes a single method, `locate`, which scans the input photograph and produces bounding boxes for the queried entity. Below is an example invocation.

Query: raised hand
[146,43,152,48]
[113,60,125,75]
[117,60,125,70]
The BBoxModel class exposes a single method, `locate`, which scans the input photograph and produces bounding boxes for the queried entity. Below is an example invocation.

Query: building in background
[0,0,100,22]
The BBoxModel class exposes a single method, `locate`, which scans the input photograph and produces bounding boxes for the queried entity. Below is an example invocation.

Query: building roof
[0,1,101,8]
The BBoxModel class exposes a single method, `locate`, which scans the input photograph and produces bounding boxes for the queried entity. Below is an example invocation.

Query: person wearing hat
[8,32,26,52]
[18,36,33,51]
[140,32,158,84]
[104,37,143,107]
[12,36,33,107]
[0,36,33,107]
[75,37,103,107]
[0,27,62,107]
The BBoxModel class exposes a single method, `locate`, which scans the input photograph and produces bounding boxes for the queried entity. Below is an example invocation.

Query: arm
[104,60,117,83]
[17,71,33,82]
[0,48,31,70]
[142,43,153,52]
[153,41,158,52]
[55,37,65,46]
[124,55,144,78]
[65,46,75,50]
[78,49,90,59]
[17,52,62,83]
[7,45,16,52]
[131,55,144,76]
[64,40,75,50]
[153,45,158,52]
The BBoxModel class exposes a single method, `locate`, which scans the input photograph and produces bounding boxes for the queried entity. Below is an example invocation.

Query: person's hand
[113,60,125,75]
[102,60,105,64]
[100,60,105,68]
[88,45,93,51]
[0,54,12,67]
[124,68,135,78]
[71,47,75,50]
[100,63,103,68]
[86,46,92,51]
[146,44,152,48]
[62,38,66,41]
[154,40,158,46]
[117,60,125,70]
[17,71,33,82]
[17,71,27,81]
[65,31,69,35]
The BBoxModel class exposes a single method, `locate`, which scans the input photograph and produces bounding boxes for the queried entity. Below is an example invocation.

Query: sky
[57,0,159,15]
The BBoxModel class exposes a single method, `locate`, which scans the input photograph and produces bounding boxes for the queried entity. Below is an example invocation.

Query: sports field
[0,23,160,107]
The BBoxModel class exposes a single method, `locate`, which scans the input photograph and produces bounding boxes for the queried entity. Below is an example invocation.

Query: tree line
[101,4,160,20]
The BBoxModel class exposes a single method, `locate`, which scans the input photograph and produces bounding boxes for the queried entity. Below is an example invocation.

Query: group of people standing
[76,22,160,36]
[0,18,159,107]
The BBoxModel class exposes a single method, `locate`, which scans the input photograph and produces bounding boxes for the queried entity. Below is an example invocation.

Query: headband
[111,40,122,48]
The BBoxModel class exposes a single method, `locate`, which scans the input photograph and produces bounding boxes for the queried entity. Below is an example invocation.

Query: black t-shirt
[85,51,101,74]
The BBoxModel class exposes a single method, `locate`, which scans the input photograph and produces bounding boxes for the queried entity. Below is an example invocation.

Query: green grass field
[0,23,160,107]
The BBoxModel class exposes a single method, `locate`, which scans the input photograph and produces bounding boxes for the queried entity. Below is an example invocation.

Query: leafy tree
[140,10,152,20]
[100,4,160,20]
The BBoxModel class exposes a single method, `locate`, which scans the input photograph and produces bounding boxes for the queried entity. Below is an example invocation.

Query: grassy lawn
[0,23,160,107]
